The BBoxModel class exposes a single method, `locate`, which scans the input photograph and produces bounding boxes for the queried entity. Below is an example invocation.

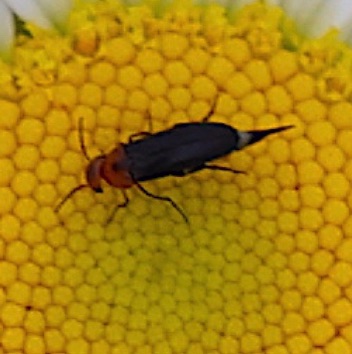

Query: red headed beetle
[56,104,293,223]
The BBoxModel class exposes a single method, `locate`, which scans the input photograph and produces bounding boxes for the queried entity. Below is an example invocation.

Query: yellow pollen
[0,0,352,353]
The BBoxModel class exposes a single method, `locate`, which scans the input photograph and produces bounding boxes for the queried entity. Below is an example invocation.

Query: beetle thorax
[101,145,134,189]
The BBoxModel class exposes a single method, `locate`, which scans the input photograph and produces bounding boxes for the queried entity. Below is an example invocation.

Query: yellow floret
[25,334,46,354]
[19,262,41,287]
[0,99,20,128]
[164,61,191,86]
[34,184,57,206]
[267,138,290,163]
[318,278,341,306]
[2,0,352,353]
[207,57,234,86]
[308,319,335,345]
[287,334,312,354]
[280,290,302,311]
[0,158,15,186]
[32,243,54,266]
[226,72,252,99]
[317,144,345,171]
[297,160,324,184]
[143,73,168,97]
[291,138,315,163]
[2,327,25,351]
[269,50,298,83]
[104,84,127,108]
[167,87,192,110]
[66,338,89,354]
[127,90,149,112]
[282,312,306,335]
[289,251,309,273]
[52,83,78,109]
[311,250,334,276]
[277,211,298,234]
[329,101,352,128]
[323,199,349,225]
[79,82,103,108]
[323,172,349,198]
[190,75,217,100]
[89,62,116,87]
[275,234,295,255]
[241,92,267,117]
[266,85,292,115]
[286,73,315,101]
[118,65,143,90]
[297,272,319,295]
[0,261,17,286]
[40,136,66,158]
[244,59,272,90]
[31,286,51,310]
[0,302,26,326]
[161,33,189,59]
[338,129,352,156]
[45,110,71,136]
[223,38,251,68]
[6,240,30,265]
[16,118,45,145]
[240,332,261,353]
[301,296,324,321]
[136,49,164,74]
[104,37,136,66]
[21,92,49,118]
[45,305,65,327]
[11,171,37,197]
[325,338,351,354]
[296,98,327,123]
[184,48,210,75]
[307,120,336,146]
[327,298,352,326]
[0,130,16,157]
[299,185,325,208]
[299,208,323,231]
[7,281,31,306]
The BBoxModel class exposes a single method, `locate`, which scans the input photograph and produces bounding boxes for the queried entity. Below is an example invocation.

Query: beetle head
[86,155,106,193]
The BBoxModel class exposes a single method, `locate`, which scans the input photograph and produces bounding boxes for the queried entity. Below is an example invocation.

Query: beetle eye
[93,187,103,193]
[87,157,105,193]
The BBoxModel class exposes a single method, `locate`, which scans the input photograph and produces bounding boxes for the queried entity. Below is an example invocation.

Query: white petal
[34,0,73,29]
[303,0,351,36]
[311,0,352,40]
[277,0,352,40]
[0,1,14,59]
[2,0,53,29]
[281,0,326,30]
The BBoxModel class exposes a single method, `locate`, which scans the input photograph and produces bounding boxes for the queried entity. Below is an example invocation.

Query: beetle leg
[128,131,152,143]
[106,190,130,223]
[135,182,189,224]
[202,95,221,122]
[201,104,216,122]
[203,164,246,175]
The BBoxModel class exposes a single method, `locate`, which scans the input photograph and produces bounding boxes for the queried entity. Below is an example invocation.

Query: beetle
[56,105,293,223]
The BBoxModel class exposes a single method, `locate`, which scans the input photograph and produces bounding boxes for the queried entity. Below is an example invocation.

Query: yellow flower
[1,0,352,353]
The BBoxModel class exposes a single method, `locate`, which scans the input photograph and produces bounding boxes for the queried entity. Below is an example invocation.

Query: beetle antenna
[55,184,88,213]
[78,117,91,162]
[135,182,189,223]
